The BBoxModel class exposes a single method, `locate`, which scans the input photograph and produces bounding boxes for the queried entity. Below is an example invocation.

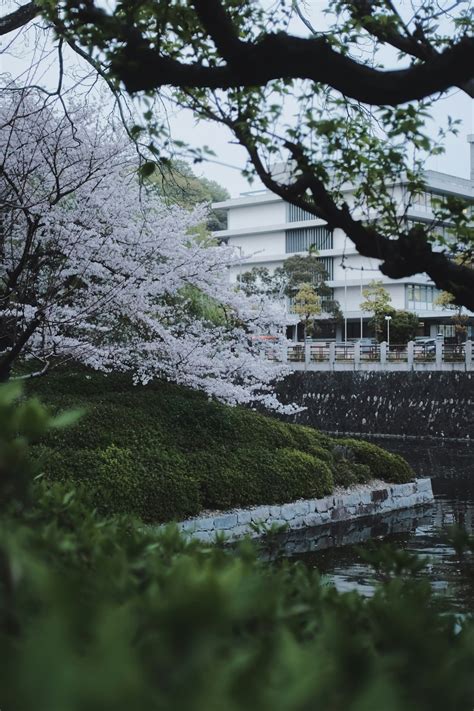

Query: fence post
[407,340,414,370]
[354,342,361,370]
[380,341,387,366]
[435,338,443,368]
[466,340,472,371]
[305,342,311,370]
[329,342,336,370]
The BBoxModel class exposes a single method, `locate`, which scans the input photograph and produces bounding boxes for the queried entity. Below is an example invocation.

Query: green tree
[152,159,230,230]
[389,310,419,345]
[292,283,322,340]
[435,291,470,342]
[360,280,393,342]
[237,267,280,297]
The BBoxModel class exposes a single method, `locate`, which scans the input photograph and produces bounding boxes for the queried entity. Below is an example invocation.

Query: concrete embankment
[170,478,433,543]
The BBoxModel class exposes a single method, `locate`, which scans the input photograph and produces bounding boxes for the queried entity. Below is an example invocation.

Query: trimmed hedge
[29,371,414,523]
[337,439,413,484]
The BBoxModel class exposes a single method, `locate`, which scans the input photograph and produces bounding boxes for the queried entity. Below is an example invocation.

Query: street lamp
[385,315,392,346]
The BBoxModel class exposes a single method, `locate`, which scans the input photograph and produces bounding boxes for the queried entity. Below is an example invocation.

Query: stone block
[180,519,198,533]
[196,517,216,531]
[281,503,297,521]
[416,478,433,494]
[193,531,214,543]
[343,492,361,507]
[213,513,238,530]
[237,510,252,525]
[267,505,282,520]
[371,488,389,503]
[293,500,311,516]
[315,497,330,513]
[227,525,252,540]
[291,516,306,529]
[250,506,270,522]
[303,513,323,527]
[358,491,373,505]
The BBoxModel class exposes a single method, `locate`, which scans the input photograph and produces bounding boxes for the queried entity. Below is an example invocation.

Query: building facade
[213,152,474,343]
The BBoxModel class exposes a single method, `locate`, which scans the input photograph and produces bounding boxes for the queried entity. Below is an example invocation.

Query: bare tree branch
[0,2,39,36]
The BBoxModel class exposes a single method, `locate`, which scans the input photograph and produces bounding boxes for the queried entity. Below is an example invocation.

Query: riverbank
[279,440,474,611]
[168,478,433,542]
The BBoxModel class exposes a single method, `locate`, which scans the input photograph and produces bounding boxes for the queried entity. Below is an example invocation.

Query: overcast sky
[170,90,473,198]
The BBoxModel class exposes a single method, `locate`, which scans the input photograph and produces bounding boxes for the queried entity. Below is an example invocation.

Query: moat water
[275,441,474,611]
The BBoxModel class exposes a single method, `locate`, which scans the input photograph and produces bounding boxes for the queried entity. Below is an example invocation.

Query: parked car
[414,337,437,354]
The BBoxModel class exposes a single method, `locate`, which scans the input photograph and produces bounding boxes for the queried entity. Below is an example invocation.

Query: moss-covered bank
[29,370,414,523]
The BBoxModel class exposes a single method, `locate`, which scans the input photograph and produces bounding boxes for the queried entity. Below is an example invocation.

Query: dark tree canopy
[2,0,474,308]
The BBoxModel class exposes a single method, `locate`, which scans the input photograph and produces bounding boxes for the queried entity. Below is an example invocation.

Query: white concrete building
[214,143,474,343]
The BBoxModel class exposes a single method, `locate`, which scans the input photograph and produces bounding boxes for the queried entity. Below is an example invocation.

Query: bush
[259,448,333,503]
[27,371,415,521]
[40,444,200,523]
[338,439,413,483]
[333,460,372,488]
[188,450,260,510]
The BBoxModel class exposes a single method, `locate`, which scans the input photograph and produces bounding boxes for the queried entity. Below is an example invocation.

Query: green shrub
[187,450,258,509]
[259,448,333,503]
[94,445,201,523]
[26,370,415,520]
[333,459,372,488]
[286,423,334,452]
[338,439,413,483]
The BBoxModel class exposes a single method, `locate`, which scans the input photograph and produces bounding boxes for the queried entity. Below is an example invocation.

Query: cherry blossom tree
[0,88,291,409]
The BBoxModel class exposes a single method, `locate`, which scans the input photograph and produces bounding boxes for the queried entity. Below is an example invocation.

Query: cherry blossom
[0,89,293,410]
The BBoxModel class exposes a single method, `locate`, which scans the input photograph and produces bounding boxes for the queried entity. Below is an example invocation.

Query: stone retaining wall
[276,371,473,439]
[176,478,433,543]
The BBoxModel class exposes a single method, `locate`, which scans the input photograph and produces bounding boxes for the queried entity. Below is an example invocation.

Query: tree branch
[0,2,39,36]
[111,31,474,105]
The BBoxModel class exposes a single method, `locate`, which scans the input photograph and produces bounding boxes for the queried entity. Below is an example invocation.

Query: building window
[285,226,333,253]
[406,284,442,311]
[437,324,456,338]
[287,203,316,222]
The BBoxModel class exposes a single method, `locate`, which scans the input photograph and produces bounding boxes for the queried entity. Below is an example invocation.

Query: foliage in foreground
[0,383,473,711]
[28,370,412,523]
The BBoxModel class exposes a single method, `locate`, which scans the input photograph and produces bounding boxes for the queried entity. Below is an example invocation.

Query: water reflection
[274,441,474,611]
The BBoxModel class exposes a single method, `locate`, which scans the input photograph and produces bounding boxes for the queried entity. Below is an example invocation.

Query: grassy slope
[28,370,414,523]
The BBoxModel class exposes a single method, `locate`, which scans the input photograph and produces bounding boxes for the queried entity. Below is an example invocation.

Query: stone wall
[277,371,473,439]
[172,479,433,543]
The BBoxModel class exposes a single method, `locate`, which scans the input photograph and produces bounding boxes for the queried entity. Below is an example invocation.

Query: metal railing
[285,340,473,371]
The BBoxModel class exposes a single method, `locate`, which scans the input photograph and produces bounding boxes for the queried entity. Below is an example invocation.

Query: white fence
[285,340,474,371]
